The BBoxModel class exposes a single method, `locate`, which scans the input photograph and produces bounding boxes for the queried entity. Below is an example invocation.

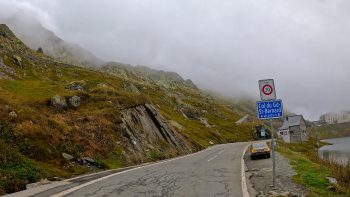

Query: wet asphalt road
[63,142,248,197]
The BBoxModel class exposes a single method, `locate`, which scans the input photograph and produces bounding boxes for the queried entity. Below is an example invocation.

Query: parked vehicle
[249,141,271,160]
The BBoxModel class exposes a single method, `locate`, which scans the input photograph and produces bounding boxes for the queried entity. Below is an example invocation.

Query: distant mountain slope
[101,62,197,89]
[2,10,103,66]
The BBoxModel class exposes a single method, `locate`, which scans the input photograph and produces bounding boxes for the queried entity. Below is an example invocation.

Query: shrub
[147,149,166,161]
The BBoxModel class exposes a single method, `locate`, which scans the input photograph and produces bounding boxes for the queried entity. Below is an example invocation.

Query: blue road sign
[257,99,283,119]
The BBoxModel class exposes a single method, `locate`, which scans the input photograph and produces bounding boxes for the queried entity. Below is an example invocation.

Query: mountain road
[5,142,250,197]
[58,142,249,197]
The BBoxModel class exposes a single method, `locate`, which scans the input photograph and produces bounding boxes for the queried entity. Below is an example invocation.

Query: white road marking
[50,146,215,197]
[48,143,251,197]
[241,144,250,197]
[207,155,218,162]
[218,150,225,155]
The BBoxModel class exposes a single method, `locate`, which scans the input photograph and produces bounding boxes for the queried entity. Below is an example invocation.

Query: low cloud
[1,0,350,120]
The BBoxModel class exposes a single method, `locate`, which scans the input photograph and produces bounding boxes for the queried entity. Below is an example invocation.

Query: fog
[1,0,350,120]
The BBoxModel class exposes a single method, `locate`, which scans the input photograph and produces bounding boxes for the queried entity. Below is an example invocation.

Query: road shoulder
[244,151,306,197]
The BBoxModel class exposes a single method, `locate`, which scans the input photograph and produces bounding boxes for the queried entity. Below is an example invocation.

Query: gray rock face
[120,104,191,155]
[12,55,22,67]
[68,95,81,109]
[101,63,198,89]
[62,153,74,160]
[181,107,201,120]
[66,83,84,91]
[82,157,96,165]
[51,95,68,110]
[0,58,16,77]
[123,83,140,94]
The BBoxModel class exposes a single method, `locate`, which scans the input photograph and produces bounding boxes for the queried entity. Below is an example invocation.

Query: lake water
[318,136,350,166]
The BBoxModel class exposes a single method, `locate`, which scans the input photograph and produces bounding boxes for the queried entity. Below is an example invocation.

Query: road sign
[259,79,276,101]
[256,99,283,120]
[257,79,281,189]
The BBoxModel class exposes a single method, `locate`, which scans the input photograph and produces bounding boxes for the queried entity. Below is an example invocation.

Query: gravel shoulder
[244,151,307,197]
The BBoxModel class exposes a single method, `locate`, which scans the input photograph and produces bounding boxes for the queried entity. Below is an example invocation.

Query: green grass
[97,149,125,169]
[278,141,350,196]
[147,149,166,161]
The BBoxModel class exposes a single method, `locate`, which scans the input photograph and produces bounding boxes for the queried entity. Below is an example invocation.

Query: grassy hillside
[0,24,258,194]
[308,122,350,140]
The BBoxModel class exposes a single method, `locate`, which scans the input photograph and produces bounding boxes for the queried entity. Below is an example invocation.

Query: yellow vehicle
[249,141,271,160]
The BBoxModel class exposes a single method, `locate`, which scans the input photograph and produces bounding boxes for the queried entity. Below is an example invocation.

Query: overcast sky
[1,0,350,120]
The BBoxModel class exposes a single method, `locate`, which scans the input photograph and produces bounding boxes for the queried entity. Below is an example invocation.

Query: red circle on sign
[262,84,273,95]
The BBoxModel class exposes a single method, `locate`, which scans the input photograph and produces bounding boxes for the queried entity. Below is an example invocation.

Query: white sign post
[259,79,276,101]
[257,78,280,189]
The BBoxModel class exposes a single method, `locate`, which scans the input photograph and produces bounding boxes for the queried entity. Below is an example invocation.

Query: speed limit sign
[259,79,276,101]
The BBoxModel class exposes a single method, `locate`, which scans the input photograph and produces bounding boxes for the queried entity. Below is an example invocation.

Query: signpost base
[270,119,276,189]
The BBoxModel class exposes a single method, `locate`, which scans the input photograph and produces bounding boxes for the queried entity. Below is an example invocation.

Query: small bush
[147,150,166,161]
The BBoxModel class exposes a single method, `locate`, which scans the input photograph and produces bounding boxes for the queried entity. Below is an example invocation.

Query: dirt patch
[244,151,307,197]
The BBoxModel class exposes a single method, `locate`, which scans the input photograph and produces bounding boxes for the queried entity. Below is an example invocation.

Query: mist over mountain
[2,10,103,66]
[1,0,350,120]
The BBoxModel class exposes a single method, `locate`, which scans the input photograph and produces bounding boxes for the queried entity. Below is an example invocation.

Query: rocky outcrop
[12,55,22,67]
[50,95,68,110]
[68,95,81,109]
[50,95,81,110]
[101,63,198,89]
[0,57,16,79]
[66,82,84,91]
[123,82,140,94]
[120,104,191,154]
[8,111,17,118]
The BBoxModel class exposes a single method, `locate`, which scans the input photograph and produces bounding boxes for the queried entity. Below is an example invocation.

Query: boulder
[68,95,81,109]
[199,117,211,128]
[326,177,337,184]
[8,111,17,118]
[82,157,96,165]
[13,55,22,67]
[37,47,44,53]
[51,95,68,110]
[66,82,84,91]
[62,153,74,160]
[181,107,200,120]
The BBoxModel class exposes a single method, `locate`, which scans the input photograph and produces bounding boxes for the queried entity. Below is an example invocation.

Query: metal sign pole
[270,119,276,189]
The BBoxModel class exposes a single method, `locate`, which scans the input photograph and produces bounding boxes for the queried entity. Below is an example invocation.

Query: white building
[278,115,308,143]
[320,112,350,124]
